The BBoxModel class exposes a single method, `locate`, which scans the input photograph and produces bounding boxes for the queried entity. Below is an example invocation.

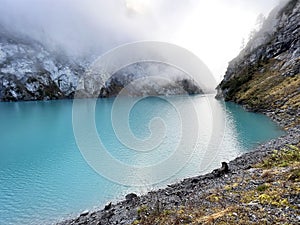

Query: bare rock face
[0,23,205,101]
[98,62,203,98]
[217,0,300,128]
[0,27,84,101]
[0,33,203,101]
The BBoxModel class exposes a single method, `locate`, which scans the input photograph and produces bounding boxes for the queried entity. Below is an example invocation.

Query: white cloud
[0,0,282,79]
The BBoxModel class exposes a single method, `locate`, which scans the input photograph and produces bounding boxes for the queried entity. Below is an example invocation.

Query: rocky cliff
[0,27,85,101]
[99,62,203,98]
[0,28,203,101]
[217,0,299,129]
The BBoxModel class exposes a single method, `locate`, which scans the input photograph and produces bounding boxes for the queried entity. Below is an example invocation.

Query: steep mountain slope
[0,29,203,101]
[99,62,202,98]
[217,0,300,128]
[0,27,84,101]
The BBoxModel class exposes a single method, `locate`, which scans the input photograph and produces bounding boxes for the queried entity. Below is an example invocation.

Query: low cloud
[0,0,284,77]
[0,0,193,57]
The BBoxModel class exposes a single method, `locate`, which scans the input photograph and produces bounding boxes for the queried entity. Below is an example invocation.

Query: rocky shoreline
[58,122,299,225]
[58,0,300,223]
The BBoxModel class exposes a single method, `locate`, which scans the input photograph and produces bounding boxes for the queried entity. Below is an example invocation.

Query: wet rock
[191,178,200,183]
[125,193,138,201]
[80,210,89,217]
[212,162,229,177]
[104,202,112,211]
[101,210,114,220]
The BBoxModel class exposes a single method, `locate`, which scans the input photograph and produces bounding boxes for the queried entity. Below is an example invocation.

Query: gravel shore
[58,122,299,225]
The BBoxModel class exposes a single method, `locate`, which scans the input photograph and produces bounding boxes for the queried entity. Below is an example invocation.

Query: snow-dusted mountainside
[0,28,203,101]
[0,27,85,101]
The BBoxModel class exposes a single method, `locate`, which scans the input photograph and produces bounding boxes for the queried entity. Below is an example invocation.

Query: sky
[0,0,283,80]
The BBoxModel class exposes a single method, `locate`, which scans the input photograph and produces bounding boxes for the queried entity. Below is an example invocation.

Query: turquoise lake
[0,95,285,224]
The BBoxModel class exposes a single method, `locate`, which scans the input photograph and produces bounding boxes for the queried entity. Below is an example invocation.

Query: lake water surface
[0,95,284,224]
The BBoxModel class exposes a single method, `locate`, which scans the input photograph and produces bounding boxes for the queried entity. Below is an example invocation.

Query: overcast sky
[0,0,284,80]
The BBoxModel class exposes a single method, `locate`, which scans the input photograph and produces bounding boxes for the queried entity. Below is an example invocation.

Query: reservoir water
[0,95,284,224]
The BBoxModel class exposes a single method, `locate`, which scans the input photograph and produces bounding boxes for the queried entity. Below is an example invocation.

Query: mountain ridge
[0,26,84,101]
[0,28,203,101]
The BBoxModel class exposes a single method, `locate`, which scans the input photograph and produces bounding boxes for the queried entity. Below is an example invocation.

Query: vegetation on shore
[219,59,300,129]
[132,144,300,225]
[217,0,299,129]
[132,2,300,223]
